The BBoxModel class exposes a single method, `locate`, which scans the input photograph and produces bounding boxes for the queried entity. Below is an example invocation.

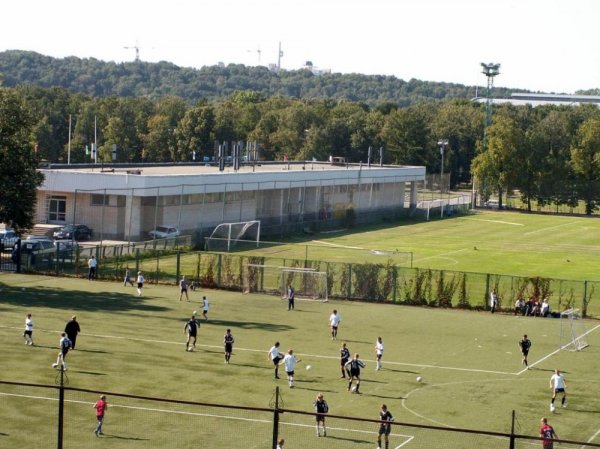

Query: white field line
[412,248,468,264]
[515,322,600,375]
[584,428,600,448]
[0,325,517,376]
[457,217,524,226]
[524,220,580,236]
[0,391,415,440]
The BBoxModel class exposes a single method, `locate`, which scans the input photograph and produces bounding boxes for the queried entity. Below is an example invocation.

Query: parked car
[54,239,79,254]
[53,224,93,241]
[148,226,180,239]
[20,237,56,264]
[0,228,18,251]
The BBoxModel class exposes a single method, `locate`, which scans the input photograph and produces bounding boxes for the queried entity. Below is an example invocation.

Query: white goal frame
[559,308,589,351]
[281,267,328,302]
[206,220,260,252]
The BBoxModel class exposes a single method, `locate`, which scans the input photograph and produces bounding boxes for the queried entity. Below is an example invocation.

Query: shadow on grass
[362,393,405,400]
[101,434,149,441]
[198,318,295,332]
[323,435,372,444]
[72,371,107,376]
[0,286,170,314]
[382,368,420,375]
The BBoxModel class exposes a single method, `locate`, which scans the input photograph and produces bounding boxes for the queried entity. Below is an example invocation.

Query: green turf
[1,273,600,448]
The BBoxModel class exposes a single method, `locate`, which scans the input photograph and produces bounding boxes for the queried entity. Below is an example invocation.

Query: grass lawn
[1,273,600,448]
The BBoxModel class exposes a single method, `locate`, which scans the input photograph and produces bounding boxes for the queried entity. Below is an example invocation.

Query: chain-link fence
[2,380,598,449]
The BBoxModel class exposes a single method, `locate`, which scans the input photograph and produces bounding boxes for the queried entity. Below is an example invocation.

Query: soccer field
[1,273,600,448]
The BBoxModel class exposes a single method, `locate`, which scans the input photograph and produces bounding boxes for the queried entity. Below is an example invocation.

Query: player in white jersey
[281,349,302,388]
[375,337,384,370]
[268,342,283,379]
[202,296,209,321]
[550,369,567,410]
[23,313,34,345]
[329,310,341,340]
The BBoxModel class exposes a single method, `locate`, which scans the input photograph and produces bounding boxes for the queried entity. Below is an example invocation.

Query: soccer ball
[351,386,357,393]
[193,310,197,315]
[550,404,556,413]
[306,365,312,370]
[416,376,423,382]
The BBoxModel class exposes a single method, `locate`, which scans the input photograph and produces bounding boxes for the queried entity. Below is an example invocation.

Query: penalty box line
[0,324,516,376]
[0,391,415,444]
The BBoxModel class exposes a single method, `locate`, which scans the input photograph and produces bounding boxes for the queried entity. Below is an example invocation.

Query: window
[91,194,109,206]
[48,196,66,222]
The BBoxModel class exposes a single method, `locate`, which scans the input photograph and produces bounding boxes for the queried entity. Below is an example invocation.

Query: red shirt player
[539,417,557,449]
[93,395,108,436]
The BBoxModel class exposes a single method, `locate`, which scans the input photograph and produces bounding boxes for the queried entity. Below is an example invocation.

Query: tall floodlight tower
[480,63,501,129]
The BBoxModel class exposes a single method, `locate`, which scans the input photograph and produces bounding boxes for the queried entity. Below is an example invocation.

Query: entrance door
[48,196,67,223]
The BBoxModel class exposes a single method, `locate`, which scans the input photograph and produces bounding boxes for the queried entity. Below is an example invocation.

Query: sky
[2,0,599,94]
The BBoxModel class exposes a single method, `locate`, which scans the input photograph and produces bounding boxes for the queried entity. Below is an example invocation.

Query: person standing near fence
[93,395,107,436]
[224,328,234,363]
[87,255,97,280]
[340,342,350,378]
[519,334,532,369]
[52,332,72,370]
[287,285,295,311]
[123,266,134,286]
[179,276,190,301]
[268,341,283,379]
[313,393,329,437]
[136,271,145,296]
[65,315,80,349]
[329,309,341,340]
[23,313,34,346]
[539,417,557,449]
[377,404,394,449]
[490,288,499,313]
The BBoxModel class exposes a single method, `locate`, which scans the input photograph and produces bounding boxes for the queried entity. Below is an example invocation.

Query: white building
[36,161,426,241]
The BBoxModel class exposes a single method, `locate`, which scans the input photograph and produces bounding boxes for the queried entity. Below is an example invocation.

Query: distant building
[472,93,600,108]
[35,161,425,241]
[302,61,331,76]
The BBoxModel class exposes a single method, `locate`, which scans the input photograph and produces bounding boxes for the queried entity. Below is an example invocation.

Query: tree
[571,116,600,215]
[0,89,44,232]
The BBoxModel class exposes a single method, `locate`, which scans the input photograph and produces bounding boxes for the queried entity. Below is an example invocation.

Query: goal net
[205,220,260,252]
[281,267,328,301]
[559,309,589,351]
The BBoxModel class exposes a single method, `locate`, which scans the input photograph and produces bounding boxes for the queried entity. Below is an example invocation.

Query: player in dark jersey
[340,342,350,378]
[344,353,365,393]
[224,328,234,364]
[313,393,329,437]
[519,334,532,368]
[377,404,394,449]
[539,417,557,449]
[184,315,199,351]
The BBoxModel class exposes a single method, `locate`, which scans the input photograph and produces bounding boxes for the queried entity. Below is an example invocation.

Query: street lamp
[437,139,449,193]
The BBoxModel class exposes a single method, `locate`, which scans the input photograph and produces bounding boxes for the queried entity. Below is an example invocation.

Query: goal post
[559,309,589,351]
[205,220,260,252]
[281,267,328,302]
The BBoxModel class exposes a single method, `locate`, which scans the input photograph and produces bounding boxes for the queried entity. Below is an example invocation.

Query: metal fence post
[57,366,65,449]
[272,386,280,449]
[176,251,181,283]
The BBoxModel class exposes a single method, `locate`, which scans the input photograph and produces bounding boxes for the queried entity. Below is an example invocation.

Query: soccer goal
[281,267,328,302]
[559,309,589,351]
[205,220,260,252]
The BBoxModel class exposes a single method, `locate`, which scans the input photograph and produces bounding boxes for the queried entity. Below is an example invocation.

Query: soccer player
[340,342,350,378]
[179,275,190,301]
[184,315,199,351]
[202,296,209,321]
[268,342,284,379]
[329,309,341,340]
[52,332,72,370]
[345,353,365,393]
[281,349,301,388]
[539,417,558,449]
[287,285,295,311]
[23,313,34,346]
[519,334,532,368]
[224,328,234,364]
[123,266,134,286]
[313,393,329,437]
[550,369,567,410]
[136,271,145,296]
[375,337,384,370]
[377,404,394,449]
[64,315,81,349]
[93,395,107,436]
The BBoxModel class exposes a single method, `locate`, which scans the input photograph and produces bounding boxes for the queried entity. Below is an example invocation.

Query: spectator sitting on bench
[514,297,526,316]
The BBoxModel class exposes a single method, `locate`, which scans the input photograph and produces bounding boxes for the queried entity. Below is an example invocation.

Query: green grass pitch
[1,272,600,448]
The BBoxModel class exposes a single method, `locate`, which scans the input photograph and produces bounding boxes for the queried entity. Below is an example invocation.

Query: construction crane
[123,44,141,62]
